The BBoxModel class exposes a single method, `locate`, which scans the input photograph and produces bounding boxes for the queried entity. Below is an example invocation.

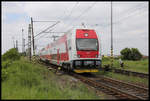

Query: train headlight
[75,61,81,66]
[74,54,80,58]
[96,61,101,66]
[74,54,77,58]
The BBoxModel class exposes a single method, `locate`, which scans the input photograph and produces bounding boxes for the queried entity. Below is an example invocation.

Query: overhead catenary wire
[34,21,60,38]
[58,2,79,32]
[66,2,97,29]
[64,2,79,20]
[118,3,147,16]
[35,29,53,41]
[59,2,96,31]
[115,4,147,23]
[91,3,148,28]
[25,21,60,46]
[33,21,58,22]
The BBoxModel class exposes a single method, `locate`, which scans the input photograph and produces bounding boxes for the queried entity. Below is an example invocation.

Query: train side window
[69,47,71,50]
[68,40,71,50]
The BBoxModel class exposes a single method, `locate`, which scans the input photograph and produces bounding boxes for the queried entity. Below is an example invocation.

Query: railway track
[70,73,149,100]
[36,58,149,100]
[101,66,149,79]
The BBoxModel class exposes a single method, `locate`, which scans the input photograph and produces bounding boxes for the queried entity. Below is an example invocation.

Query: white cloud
[2,1,149,56]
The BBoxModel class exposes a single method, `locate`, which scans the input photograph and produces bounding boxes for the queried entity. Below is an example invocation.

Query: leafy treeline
[2,48,21,81]
[120,48,142,60]
[2,48,21,61]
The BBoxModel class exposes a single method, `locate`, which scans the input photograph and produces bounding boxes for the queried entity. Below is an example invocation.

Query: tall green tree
[120,48,132,60]
[120,48,142,60]
[130,48,142,60]
[2,48,21,61]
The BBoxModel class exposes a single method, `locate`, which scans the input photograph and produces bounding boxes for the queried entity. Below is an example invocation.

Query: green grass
[100,57,149,86]
[2,57,101,99]
[102,57,149,73]
[94,70,148,87]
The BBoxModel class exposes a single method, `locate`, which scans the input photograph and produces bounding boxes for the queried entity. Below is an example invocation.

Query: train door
[67,39,72,60]
[57,49,60,65]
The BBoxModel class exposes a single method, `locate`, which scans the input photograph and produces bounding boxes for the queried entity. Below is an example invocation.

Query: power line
[43,32,66,33]
[75,2,96,21]
[57,2,79,33]
[115,5,147,23]
[25,21,59,46]
[64,2,79,20]
[67,2,96,29]
[34,21,60,39]
[93,3,147,28]
[33,21,58,22]
[35,29,53,41]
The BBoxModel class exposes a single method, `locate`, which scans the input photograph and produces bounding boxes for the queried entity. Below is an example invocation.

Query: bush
[2,68,8,81]
[2,48,21,61]
[20,52,26,56]
[102,57,110,61]
[130,48,142,60]
[120,48,142,60]
[2,60,12,69]
[2,48,21,81]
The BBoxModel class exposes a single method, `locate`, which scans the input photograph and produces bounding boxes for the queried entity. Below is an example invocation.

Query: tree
[120,48,142,60]
[130,48,142,60]
[2,48,21,61]
[120,48,132,60]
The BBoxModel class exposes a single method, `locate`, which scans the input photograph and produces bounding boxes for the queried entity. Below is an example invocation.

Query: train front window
[76,39,98,51]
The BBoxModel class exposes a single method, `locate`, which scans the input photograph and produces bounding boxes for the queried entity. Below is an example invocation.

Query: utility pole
[31,17,35,56]
[23,38,25,55]
[22,29,25,53]
[28,24,32,61]
[16,40,18,51]
[110,1,114,68]
[12,37,15,48]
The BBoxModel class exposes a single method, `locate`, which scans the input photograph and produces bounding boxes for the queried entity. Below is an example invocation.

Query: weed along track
[37,58,149,100]
[113,68,149,78]
[101,67,149,79]
[70,73,149,100]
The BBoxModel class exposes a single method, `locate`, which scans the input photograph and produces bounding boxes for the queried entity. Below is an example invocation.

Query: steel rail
[70,73,149,100]
[101,67,149,78]
[94,75,149,99]
[35,57,148,100]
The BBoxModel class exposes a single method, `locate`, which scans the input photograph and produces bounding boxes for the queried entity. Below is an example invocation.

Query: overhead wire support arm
[42,32,66,33]
[25,21,60,47]
[33,21,58,22]
[34,21,60,38]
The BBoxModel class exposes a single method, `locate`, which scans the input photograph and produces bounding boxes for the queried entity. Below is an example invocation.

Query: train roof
[70,25,96,31]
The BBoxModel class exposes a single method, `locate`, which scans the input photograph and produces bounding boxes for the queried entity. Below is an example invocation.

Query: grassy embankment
[95,57,149,86]
[2,56,103,99]
[102,57,148,73]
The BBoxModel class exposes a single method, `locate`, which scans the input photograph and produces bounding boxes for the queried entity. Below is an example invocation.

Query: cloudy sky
[2,1,149,56]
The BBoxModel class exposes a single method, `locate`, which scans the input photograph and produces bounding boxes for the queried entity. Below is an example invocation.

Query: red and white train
[39,27,102,73]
